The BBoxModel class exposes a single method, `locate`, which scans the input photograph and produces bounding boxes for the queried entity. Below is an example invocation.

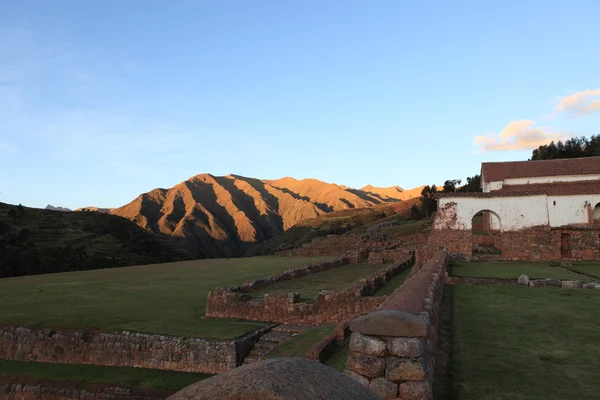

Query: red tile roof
[499,180,600,196]
[482,157,600,182]
[436,191,546,199]
[437,179,600,198]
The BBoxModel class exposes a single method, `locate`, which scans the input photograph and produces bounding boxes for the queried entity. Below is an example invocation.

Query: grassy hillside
[111,174,420,258]
[0,202,192,278]
[247,197,425,255]
[0,255,333,339]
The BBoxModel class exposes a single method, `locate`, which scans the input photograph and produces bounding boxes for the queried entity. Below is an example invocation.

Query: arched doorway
[471,209,502,255]
[471,210,501,234]
[593,202,600,225]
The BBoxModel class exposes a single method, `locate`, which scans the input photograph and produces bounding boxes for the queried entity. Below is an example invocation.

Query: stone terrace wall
[206,258,414,325]
[276,236,365,257]
[368,249,413,264]
[0,325,271,374]
[428,224,600,261]
[235,257,349,292]
[472,233,502,250]
[502,226,600,260]
[276,234,426,258]
[0,380,165,400]
[345,251,447,400]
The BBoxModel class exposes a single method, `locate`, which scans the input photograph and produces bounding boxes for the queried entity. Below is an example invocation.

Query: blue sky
[1,1,599,209]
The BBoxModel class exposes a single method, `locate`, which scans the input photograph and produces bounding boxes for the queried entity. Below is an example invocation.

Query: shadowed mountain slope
[111,174,417,258]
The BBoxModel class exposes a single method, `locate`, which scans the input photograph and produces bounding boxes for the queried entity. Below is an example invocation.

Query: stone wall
[240,257,349,291]
[0,325,271,374]
[276,234,426,258]
[426,229,472,256]
[206,258,414,325]
[472,234,502,250]
[427,225,600,261]
[276,236,365,257]
[368,249,413,264]
[345,251,447,400]
[0,380,166,400]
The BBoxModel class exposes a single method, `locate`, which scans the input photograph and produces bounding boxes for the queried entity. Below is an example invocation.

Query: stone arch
[593,202,600,225]
[471,209,502,234]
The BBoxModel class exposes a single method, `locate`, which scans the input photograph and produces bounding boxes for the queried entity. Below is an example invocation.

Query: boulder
[167,358,381,400]
[349,310,427,338]
[369,378,398,399]
[518,275,529,286]
[583,282,597,289]
[561,280,582,289]
[388,338,424,358]
[559,260,572,268]
[350,332,387,357]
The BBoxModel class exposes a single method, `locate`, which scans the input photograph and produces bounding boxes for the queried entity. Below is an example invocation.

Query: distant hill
[247,197,424,256]
[45,205,72,212]
[110,174,417,258]
[75,206,112,213]
[0,202,193,278]
[361,185,425,201]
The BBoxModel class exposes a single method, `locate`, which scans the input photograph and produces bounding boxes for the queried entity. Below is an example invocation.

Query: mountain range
[106,174,422,258]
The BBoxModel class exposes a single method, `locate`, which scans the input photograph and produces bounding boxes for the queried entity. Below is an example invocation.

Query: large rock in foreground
[167,357,381,400]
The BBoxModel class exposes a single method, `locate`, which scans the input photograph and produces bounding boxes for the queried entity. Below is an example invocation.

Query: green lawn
[451,261,586,280]
[250,263,388,300]
[566,261,600,279]
[323,336,350,372]
[0,256,333,339]
[0,360,208,392]
[368,267,412,296]
[266,326,333,358]
[451,285,600,400]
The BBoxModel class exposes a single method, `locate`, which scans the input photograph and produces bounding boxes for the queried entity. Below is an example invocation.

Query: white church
[435,157,600,232]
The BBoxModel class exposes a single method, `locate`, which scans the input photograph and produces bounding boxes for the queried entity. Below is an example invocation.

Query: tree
[420,185,438,217]
[443,179,462,193]
[410,204,422,220]
[530,135,600,160]
[457,175,482,192]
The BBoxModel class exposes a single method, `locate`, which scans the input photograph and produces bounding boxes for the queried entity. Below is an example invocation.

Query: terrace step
[260,331,296,343]
[255,341,280,351]
[242,324,312,365]
[271,324,313,334]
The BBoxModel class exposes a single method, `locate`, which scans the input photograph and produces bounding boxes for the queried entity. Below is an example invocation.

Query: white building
[435,157,600,232]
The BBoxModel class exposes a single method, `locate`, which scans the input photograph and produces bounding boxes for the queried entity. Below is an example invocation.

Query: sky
[1,0,600,209]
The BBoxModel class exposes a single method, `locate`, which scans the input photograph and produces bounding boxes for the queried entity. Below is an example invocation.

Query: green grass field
[368,267,412,296]
[451,285,600,400]
[451,261,586,280]
[250,263,388,299]
[565,261,600,279]
[323,337,350,372]
[266,326,333,359]
[0,256,333,339]
[0,360,208,392]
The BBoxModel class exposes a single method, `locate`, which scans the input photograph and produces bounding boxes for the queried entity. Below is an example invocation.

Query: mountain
[110,174,411,258]
[45,205,72,212]
[75,207,112,213]
[361,185,425,201]
[0,203,192,278]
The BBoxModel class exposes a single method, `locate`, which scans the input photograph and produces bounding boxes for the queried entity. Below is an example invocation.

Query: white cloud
[555,89,600,117]
[473,120,569,152]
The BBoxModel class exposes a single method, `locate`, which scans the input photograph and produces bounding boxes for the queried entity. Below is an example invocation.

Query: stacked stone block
[345,251,447,400]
